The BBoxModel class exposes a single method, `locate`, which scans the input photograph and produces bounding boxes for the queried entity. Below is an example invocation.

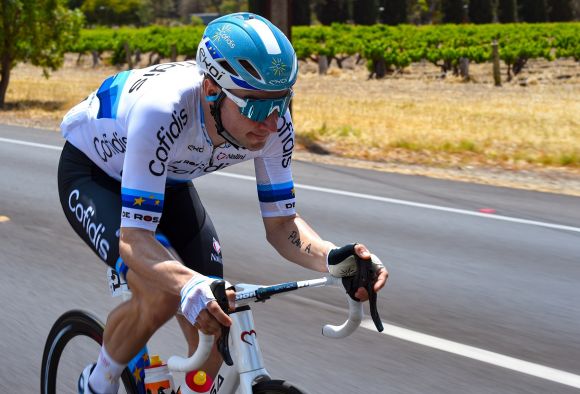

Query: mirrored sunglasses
[222,88,293,122]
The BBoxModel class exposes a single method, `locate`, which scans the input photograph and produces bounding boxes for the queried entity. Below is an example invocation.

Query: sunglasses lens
[240,94,292,122]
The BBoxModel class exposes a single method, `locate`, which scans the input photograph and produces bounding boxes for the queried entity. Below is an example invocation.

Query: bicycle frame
[108,268,363,394]
[168,277,364,394]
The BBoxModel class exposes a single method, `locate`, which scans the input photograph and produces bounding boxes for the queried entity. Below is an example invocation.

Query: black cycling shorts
[57,141,223,278]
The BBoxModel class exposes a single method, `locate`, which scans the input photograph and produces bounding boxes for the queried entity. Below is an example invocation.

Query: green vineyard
[70,23,580,78]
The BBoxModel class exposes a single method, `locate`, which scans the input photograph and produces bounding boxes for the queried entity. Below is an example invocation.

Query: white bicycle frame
[167,276,364,394]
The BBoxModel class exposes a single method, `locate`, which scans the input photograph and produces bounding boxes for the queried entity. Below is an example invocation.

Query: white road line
[286,293,580,389]
[215,172,580,234]
[360,319,580,389]
[2,136,579,234]
[0,137,63,151]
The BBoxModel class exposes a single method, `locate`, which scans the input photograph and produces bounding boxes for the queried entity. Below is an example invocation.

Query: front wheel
[253,379,306,394]
[41,310,138,394]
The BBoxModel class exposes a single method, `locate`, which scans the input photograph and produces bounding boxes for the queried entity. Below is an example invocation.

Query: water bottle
[144,355,177,393]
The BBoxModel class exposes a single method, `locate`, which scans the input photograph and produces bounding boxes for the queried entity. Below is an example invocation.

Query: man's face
[220,89,289,151]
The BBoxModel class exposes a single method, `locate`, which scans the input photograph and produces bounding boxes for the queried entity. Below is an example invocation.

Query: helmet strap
[209,92,245,150]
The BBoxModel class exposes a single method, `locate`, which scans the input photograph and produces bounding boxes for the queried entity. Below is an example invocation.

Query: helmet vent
[238,59,262,81]
[217,59,239,76]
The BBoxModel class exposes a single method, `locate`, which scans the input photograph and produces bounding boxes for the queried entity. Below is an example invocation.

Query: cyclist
[58,12,388,394]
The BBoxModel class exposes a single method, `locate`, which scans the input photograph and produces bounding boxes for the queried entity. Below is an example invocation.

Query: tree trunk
[513,57,528,75]
[134,49,141,65]
[318,55,328,75]
[92,51,100,68]
[124,42,133,69]
[375,59,387,79]
[492,40,502,86]
[459,57,470,81]
[0,54,12,109]
[171,44,177,62]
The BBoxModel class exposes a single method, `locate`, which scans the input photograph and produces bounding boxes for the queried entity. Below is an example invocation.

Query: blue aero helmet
[196,13,297,123]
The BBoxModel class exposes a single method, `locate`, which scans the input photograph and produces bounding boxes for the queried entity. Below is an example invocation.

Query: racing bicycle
[41,258,383,393]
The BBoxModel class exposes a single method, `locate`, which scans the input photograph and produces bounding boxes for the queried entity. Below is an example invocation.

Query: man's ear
[203,77,220,99]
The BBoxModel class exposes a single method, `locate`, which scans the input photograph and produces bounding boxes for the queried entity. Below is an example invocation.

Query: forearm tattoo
[288,231,312,254]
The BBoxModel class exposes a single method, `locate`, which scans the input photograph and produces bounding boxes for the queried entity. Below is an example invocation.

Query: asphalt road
[1,124,579,393]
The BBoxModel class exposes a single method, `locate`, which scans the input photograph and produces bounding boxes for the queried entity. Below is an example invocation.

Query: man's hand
[180,275,234,335]
[352,244,388,301]
[194,289,236,335]
[327,243,388,302]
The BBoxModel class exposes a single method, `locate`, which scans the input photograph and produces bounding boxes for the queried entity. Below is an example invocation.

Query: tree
[468,0,493,23]
[292,0,312,25]
[548,0,573,21]
[382,0,408,24]
[0,0,83,108]
[353,0,378,24]
[520,0,548,21]
[314,0,349,24]
[81,0,148,26]
[442,0,465,23]
[67,0,84,8]
[498,0,518,22]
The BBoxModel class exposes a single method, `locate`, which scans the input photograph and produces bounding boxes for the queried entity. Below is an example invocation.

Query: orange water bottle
[144,355,178,393]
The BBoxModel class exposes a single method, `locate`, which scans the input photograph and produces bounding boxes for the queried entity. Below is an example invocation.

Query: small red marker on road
[479,208,497,214]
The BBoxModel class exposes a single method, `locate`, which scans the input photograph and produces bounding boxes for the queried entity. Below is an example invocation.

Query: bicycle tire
[252,379,306,394]
[41,309,138,394]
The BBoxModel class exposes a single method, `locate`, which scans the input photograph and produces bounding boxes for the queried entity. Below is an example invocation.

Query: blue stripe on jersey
[257,182,295,203]
[121,188,164,213]
[121,188,164,201]
[96,71,130,119]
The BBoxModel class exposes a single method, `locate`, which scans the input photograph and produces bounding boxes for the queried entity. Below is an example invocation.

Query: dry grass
[2,55,580,174]
[293,64,580,170]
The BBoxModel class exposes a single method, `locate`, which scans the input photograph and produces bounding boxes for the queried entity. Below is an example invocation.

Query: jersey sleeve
[254,111,296,217]
[120,97,176,231]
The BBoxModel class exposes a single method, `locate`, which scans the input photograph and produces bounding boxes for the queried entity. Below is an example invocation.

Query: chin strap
[208,92,244,150]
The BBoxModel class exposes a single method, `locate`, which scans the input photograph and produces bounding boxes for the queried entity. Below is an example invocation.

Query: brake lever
[210,280,234,366]
[342,256,384,332]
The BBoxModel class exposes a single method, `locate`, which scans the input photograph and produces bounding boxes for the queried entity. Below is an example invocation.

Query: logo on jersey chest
[188,145,204,152]
[149,108,188,176]
[216,152,246,161]
[167,161,231,175]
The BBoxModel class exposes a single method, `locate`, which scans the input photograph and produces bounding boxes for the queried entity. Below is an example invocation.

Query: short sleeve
[254,111,296,217]
[120,98,174,231]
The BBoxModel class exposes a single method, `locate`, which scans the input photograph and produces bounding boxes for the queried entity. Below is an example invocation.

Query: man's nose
[259,112,279,132]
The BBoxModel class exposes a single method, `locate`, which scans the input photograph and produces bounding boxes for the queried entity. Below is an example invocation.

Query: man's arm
[119,227,232,330]
[263,214,388,300]
[119,227,195,294]
[263,213,336,272]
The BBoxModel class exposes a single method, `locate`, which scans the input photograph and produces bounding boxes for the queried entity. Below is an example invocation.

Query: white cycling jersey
[61,61,296,231]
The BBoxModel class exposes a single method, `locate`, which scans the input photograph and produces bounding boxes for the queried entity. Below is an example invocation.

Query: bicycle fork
[209,306,271,394]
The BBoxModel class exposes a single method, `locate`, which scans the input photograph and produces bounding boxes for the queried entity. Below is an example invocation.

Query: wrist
[324,242,338,273]
[327,243,358,277]
[179,274,216,324]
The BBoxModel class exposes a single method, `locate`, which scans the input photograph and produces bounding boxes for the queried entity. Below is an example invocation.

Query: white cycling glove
[326,243,385,278]
[180,274,217,324]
